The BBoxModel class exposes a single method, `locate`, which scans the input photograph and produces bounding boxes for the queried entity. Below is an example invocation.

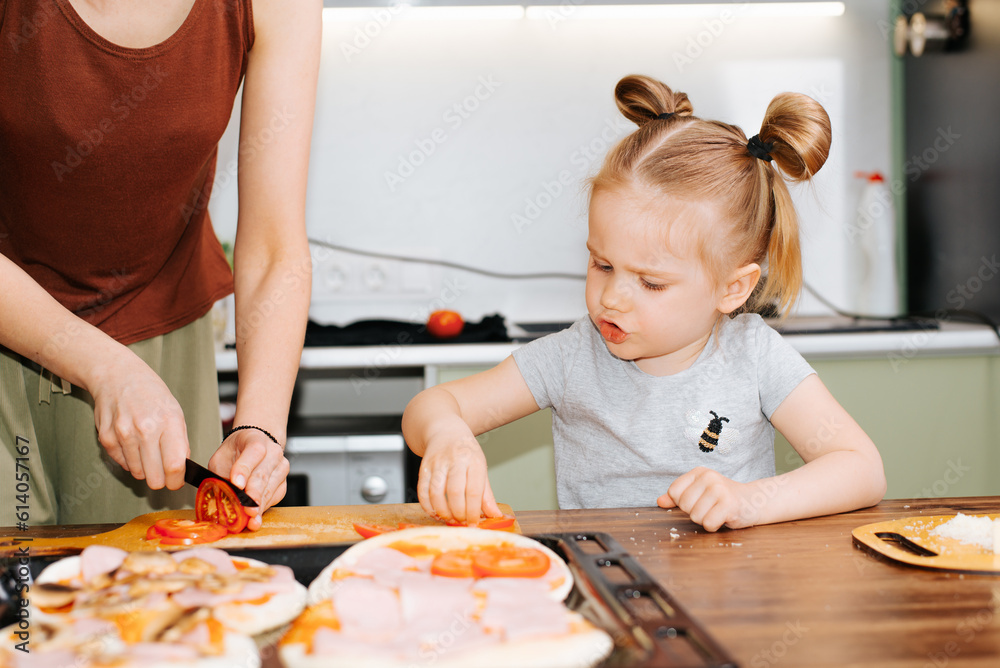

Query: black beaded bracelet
[225,425,281,446]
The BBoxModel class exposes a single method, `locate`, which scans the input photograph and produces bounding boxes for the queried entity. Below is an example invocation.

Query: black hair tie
[747,134,774,162]
[656,112,675,120]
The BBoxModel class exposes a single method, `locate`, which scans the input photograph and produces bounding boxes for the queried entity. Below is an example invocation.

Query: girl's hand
[91,353,190,491]
[209,430,290,531]
[417,429,502,525]
[657,467,761,532]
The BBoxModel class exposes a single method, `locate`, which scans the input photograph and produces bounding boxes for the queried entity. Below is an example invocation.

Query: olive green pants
[0,313,221,526]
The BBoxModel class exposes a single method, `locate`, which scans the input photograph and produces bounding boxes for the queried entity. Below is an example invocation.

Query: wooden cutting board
[0,503,519,558]
[853,514,1000,574]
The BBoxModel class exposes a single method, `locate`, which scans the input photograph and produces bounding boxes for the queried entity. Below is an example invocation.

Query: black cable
[802,281,1000,343]
[305,240,1000,344]
[307,238,587,281]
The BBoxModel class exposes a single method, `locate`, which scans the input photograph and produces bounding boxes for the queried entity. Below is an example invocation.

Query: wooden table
[516,497,1000,667]
[7,497,1000,666]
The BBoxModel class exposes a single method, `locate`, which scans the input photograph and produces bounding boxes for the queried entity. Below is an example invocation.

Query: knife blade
[184,458,258,508]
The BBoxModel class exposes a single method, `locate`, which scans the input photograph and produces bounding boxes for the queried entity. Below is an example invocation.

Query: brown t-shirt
[0,0,250,344]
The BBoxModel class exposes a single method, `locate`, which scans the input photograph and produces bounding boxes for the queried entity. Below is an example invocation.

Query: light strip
[324,4,526,20]
[323,2,843,22]
[525,2,844,20]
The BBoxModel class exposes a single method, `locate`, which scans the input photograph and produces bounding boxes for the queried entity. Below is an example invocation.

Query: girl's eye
[641,279,667,291]
[591,259,612,273]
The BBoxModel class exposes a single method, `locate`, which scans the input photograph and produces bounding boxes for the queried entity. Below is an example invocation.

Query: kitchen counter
[215,317,1000,372]
[12,496,1000,666]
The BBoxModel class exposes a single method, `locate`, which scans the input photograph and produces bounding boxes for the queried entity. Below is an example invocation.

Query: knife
[184,458,259,508]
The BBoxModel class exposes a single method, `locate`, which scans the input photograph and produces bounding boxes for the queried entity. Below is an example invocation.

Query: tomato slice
[430,549,477,578]
[353,522,397,539]
[195,479,250,534]
[477,516,516,531]
[146,519,228,545]
[472,546,550,578]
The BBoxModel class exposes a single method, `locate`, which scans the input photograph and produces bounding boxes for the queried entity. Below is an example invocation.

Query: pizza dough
[282,527,614,668]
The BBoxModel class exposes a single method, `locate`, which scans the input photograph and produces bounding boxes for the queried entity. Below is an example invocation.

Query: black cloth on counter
[302,314,510,347]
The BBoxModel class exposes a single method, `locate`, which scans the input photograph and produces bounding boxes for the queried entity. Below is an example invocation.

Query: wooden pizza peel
[853,513,1000,574]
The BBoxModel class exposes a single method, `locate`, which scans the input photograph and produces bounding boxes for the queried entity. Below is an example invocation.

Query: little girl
[402,75,887,532]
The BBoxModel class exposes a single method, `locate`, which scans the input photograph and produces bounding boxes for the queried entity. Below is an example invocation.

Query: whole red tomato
[427,310,464,339]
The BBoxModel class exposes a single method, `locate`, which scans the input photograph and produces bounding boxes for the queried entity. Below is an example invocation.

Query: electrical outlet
[309,246,443,324]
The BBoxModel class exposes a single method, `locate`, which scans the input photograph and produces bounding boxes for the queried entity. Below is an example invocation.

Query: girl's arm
[402,356,541,524]
[0,254,192,491]
[206,0,321,530]
[659,374,886,531]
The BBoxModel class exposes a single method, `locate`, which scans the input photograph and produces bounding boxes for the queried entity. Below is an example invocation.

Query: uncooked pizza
[281,527,614,668]
[0,611,259,668]
[30,545,306,637]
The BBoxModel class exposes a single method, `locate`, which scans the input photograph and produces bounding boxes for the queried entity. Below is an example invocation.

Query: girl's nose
[601,276,630,311]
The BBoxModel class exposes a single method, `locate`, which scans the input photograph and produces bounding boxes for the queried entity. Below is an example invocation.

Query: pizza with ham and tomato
[29,545,306,638]
[280,527,614,668]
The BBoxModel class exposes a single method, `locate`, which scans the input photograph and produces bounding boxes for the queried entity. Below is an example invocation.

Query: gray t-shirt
[511,314,815,509]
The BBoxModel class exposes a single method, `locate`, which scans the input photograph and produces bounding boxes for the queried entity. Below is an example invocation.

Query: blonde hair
[590,74,832,317]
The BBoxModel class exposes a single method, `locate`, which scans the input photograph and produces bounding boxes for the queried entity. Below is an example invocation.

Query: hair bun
[757,93,831,181]
[615,75,694,127]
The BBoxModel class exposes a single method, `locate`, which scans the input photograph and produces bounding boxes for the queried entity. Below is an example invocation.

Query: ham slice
[479,587,571,642]
[349,547,423,576]
[331,577,401,642]
[13,648,77,668]
[80,545,127,582]
[398,575,477,627]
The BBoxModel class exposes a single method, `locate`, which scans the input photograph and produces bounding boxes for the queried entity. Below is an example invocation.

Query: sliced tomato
[430,549,477,578]
[353,522,397,539]
[146,519,228,545]
[397,523,424,530]
[477,516,516,531]
[196,478,250,534]
[472,546,550,578]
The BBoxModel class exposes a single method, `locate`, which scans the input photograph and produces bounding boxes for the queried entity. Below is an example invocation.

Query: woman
[0,0,321,529]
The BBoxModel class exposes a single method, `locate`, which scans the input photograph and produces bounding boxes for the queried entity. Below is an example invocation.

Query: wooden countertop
[517,497,1000,667]
[9,497,1000,666]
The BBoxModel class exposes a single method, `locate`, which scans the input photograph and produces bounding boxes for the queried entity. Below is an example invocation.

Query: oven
[219,366,423,507]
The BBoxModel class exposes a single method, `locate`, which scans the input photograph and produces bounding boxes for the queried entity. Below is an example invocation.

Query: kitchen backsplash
[209,0,894,326]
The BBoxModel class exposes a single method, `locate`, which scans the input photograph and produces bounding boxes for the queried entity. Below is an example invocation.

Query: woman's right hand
[417,427,502,524]
[87,350,190,491]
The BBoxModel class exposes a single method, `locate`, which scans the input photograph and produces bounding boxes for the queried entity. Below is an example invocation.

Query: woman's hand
[657,467,761,532]
[90,352,190,491]
[209,429,290,531]
[417,427,502,525]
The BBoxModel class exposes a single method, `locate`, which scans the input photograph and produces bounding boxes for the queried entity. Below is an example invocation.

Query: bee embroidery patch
[685,409,738,454]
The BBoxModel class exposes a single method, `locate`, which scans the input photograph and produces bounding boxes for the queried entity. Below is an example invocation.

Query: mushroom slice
[121,551,179,576]
[177,558,215,576]
[156,607,210,644]
[32,582,79,610]
[128,577,191,598]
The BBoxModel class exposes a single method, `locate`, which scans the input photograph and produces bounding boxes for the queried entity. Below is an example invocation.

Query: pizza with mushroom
[30,545,306,637]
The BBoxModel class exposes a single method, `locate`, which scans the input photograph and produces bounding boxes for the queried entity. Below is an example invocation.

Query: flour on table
[930,513,1000,552]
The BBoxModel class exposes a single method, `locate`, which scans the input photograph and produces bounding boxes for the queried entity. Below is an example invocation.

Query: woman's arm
[0,254,190,490]
[660,374,887,531]
[206,0,321,529]
[402,356,541,523]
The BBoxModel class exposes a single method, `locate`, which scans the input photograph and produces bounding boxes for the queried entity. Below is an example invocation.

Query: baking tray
[3,532,737,668]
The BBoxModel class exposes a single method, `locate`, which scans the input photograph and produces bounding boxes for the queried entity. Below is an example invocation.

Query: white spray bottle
[852,172,899,317]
